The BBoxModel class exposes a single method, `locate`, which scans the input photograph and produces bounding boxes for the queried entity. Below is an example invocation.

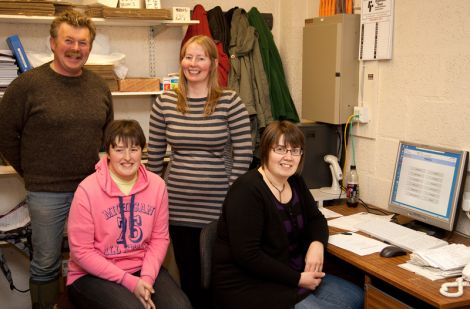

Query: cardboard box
[118,78,160,92]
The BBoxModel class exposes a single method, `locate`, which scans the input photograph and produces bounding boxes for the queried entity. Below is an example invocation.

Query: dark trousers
[68,267,191,309]
[170,225,212,309]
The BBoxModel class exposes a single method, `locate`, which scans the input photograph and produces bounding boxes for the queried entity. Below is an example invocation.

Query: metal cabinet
[302,14,360,124]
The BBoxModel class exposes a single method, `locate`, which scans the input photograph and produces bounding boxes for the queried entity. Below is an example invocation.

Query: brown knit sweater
[0,63,113,192]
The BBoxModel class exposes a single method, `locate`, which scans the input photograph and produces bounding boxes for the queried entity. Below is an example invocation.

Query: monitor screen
[389,141,467,232]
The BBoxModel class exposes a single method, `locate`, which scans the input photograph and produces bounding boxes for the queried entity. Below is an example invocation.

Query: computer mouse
[380,245,407,258]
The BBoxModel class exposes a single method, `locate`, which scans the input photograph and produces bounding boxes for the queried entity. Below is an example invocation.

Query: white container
[81,0,118,7]
[161,76,179,91]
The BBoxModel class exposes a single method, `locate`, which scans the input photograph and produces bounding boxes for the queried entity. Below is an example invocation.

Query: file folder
[6,35,33,73]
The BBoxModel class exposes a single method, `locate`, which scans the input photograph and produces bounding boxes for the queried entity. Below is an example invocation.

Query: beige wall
[281,0,470,210]
[346,0,470,209]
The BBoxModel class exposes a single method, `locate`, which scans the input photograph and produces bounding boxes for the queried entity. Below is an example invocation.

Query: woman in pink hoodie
[66,120,191,309]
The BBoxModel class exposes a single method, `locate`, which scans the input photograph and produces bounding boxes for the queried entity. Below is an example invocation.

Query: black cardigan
[212,169,329,309]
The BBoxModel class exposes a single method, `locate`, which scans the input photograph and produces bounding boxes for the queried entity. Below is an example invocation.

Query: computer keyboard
[356,219,448,252]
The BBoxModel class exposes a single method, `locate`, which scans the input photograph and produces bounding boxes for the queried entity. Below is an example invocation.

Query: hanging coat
[228,8,272,129]
[207,6,230,56]
[247,7,300,122]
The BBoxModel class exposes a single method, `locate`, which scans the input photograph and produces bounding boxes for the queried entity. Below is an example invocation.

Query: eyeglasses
[272,145,303,156]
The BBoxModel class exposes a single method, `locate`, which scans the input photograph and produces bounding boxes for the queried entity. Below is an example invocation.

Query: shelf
[112,91,162,96]
[0,165,15,175]
[2,91,161,98]
[0,14,199,27]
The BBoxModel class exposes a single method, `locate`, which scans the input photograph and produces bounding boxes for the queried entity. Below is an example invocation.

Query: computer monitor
[388,141,468,234]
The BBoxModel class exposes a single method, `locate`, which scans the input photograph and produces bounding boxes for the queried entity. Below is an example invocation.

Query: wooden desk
[326,204,470,309]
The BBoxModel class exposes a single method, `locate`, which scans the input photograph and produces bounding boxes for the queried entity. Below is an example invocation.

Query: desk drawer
[365,283,412,309]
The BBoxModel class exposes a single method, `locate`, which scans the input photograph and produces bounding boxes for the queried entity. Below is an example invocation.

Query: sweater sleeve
[223,174,301,287]
[0,76,29,175]
[139,181,170,286]
[227,93,253,184]
[147,94,168,175]
[295,175,329,247]
[68,185,140,293]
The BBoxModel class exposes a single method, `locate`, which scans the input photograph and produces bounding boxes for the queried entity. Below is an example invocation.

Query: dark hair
[50,10,96,43]
[104,120,146,153]
[259,120,305,172]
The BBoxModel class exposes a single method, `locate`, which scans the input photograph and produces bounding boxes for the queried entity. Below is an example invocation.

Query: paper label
[145,0,160,9]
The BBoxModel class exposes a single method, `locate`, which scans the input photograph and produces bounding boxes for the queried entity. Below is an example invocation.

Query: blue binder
[6,35,33,73]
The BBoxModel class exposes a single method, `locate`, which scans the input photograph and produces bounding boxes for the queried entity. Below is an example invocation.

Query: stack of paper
[0,51,18,92]
[327,212,394,232]
[399,263,462,281]
[0,0,55,16]
[329,232,389,256]
[102,7,171,19]
[85,64,118,91]
[410,244,470,271]
[399,244,470,281]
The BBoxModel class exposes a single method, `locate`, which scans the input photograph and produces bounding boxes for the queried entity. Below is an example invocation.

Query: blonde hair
[176,35,222,115]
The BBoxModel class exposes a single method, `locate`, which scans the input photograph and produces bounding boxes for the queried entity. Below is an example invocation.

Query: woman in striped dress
[147,35,252,308]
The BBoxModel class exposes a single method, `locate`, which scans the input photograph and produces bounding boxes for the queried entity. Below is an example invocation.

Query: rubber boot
[30,278,60,309]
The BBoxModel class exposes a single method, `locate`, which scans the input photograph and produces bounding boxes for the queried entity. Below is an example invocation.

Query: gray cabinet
[302,14,360,124]
[298,122,339,189]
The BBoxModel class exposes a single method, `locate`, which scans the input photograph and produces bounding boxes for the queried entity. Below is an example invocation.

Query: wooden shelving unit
[0,14,199,27]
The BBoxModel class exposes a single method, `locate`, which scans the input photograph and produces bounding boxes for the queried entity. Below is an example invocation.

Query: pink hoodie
[66,156,170,293]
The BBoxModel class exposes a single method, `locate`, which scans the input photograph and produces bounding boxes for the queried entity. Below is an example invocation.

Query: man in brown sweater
[0,10,113,308]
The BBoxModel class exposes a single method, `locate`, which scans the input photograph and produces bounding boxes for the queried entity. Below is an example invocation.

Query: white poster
[359,0,394,60]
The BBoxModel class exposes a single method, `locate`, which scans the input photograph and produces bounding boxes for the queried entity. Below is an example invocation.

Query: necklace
[262,169,286,201]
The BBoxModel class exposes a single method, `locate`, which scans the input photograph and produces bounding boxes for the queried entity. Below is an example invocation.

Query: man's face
[49,23,92,77]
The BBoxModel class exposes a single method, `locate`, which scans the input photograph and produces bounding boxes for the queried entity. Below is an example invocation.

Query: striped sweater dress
[147,89,253,228]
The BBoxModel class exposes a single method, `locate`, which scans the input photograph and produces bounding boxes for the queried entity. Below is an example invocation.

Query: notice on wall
[359,0,394,60]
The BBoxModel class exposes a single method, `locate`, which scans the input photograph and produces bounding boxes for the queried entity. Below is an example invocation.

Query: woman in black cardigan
[212,120,363,309]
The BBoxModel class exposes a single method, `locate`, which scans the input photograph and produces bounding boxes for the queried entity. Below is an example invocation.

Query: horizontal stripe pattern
[148,90,252,227]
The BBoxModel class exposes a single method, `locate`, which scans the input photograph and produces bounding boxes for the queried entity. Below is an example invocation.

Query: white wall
[350,0,470,210]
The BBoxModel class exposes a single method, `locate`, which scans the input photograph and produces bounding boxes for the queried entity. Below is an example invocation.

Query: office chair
[200,220,218,290]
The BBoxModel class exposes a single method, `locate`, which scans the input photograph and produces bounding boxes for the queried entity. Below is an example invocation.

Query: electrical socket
[353,106,370,123]
[462,192,470,211]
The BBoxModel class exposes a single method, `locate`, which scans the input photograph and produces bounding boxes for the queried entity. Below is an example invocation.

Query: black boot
[30,278,60,309]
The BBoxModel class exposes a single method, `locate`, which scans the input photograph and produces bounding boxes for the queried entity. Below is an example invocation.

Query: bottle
[346,165,359,208]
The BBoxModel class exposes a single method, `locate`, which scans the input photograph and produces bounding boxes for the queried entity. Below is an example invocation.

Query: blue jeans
[27,191,74,282]
[294,274,364,309]
[68,267,192,309]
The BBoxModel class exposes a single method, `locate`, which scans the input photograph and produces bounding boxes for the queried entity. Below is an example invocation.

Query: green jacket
[248,7,300,122]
